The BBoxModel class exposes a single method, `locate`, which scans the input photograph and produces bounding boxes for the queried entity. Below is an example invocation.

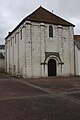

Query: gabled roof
[5,6,75,39]
[26,6,75,26]
[74,35,80,49]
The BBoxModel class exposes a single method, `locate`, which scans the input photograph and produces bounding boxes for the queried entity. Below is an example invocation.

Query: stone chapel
[5,6,75,78]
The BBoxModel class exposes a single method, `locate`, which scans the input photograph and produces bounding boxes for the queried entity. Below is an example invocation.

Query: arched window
[49,25,53,37]
[20,29,22,40]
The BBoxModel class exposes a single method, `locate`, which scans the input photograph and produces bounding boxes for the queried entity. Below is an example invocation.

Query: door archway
[48,59,57,76]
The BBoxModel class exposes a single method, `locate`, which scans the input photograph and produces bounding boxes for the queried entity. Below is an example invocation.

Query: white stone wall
[45,25,74,76]
[75,45,80,76]
[78,50,80,75]
[0,59,5,72]
[5,21,75,78]
[46,25,58,52]
[69,26,75,75]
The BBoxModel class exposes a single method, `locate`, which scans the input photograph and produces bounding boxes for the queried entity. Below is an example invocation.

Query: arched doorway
[48,59,57,76]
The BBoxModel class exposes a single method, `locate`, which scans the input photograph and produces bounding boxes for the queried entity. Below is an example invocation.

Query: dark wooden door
[48,59,56,76]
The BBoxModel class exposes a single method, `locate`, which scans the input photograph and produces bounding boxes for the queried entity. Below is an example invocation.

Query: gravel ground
[0,73,80,120]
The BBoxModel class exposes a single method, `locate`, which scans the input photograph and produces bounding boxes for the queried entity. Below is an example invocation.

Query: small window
[11,39,12,46]
[15,34,16,43]
[49,25,53,37]
[20,29,22,40]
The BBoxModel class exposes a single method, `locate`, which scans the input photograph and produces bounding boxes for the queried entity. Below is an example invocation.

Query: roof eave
[5,19,75,40]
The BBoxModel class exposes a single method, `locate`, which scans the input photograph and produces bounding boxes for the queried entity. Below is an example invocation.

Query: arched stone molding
[43,54,64,77]
[45,55,60,64]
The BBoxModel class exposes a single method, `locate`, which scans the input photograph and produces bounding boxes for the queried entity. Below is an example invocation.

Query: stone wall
[5,21,75,78]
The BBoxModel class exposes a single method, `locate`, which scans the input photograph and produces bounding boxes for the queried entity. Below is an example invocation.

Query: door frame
[44,55,61,77]
[48,59,57,76]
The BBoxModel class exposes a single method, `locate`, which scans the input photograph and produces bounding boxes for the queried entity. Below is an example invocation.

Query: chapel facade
[5,6,75,78]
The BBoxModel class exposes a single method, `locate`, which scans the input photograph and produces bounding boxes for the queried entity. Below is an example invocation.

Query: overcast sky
[0,0,80,44]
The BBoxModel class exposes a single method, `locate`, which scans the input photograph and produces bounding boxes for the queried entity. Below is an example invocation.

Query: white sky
[0,0,80,44]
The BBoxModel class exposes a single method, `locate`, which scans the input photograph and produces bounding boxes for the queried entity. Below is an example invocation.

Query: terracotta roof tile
[74,35,80,49]
[74,35,80,41]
